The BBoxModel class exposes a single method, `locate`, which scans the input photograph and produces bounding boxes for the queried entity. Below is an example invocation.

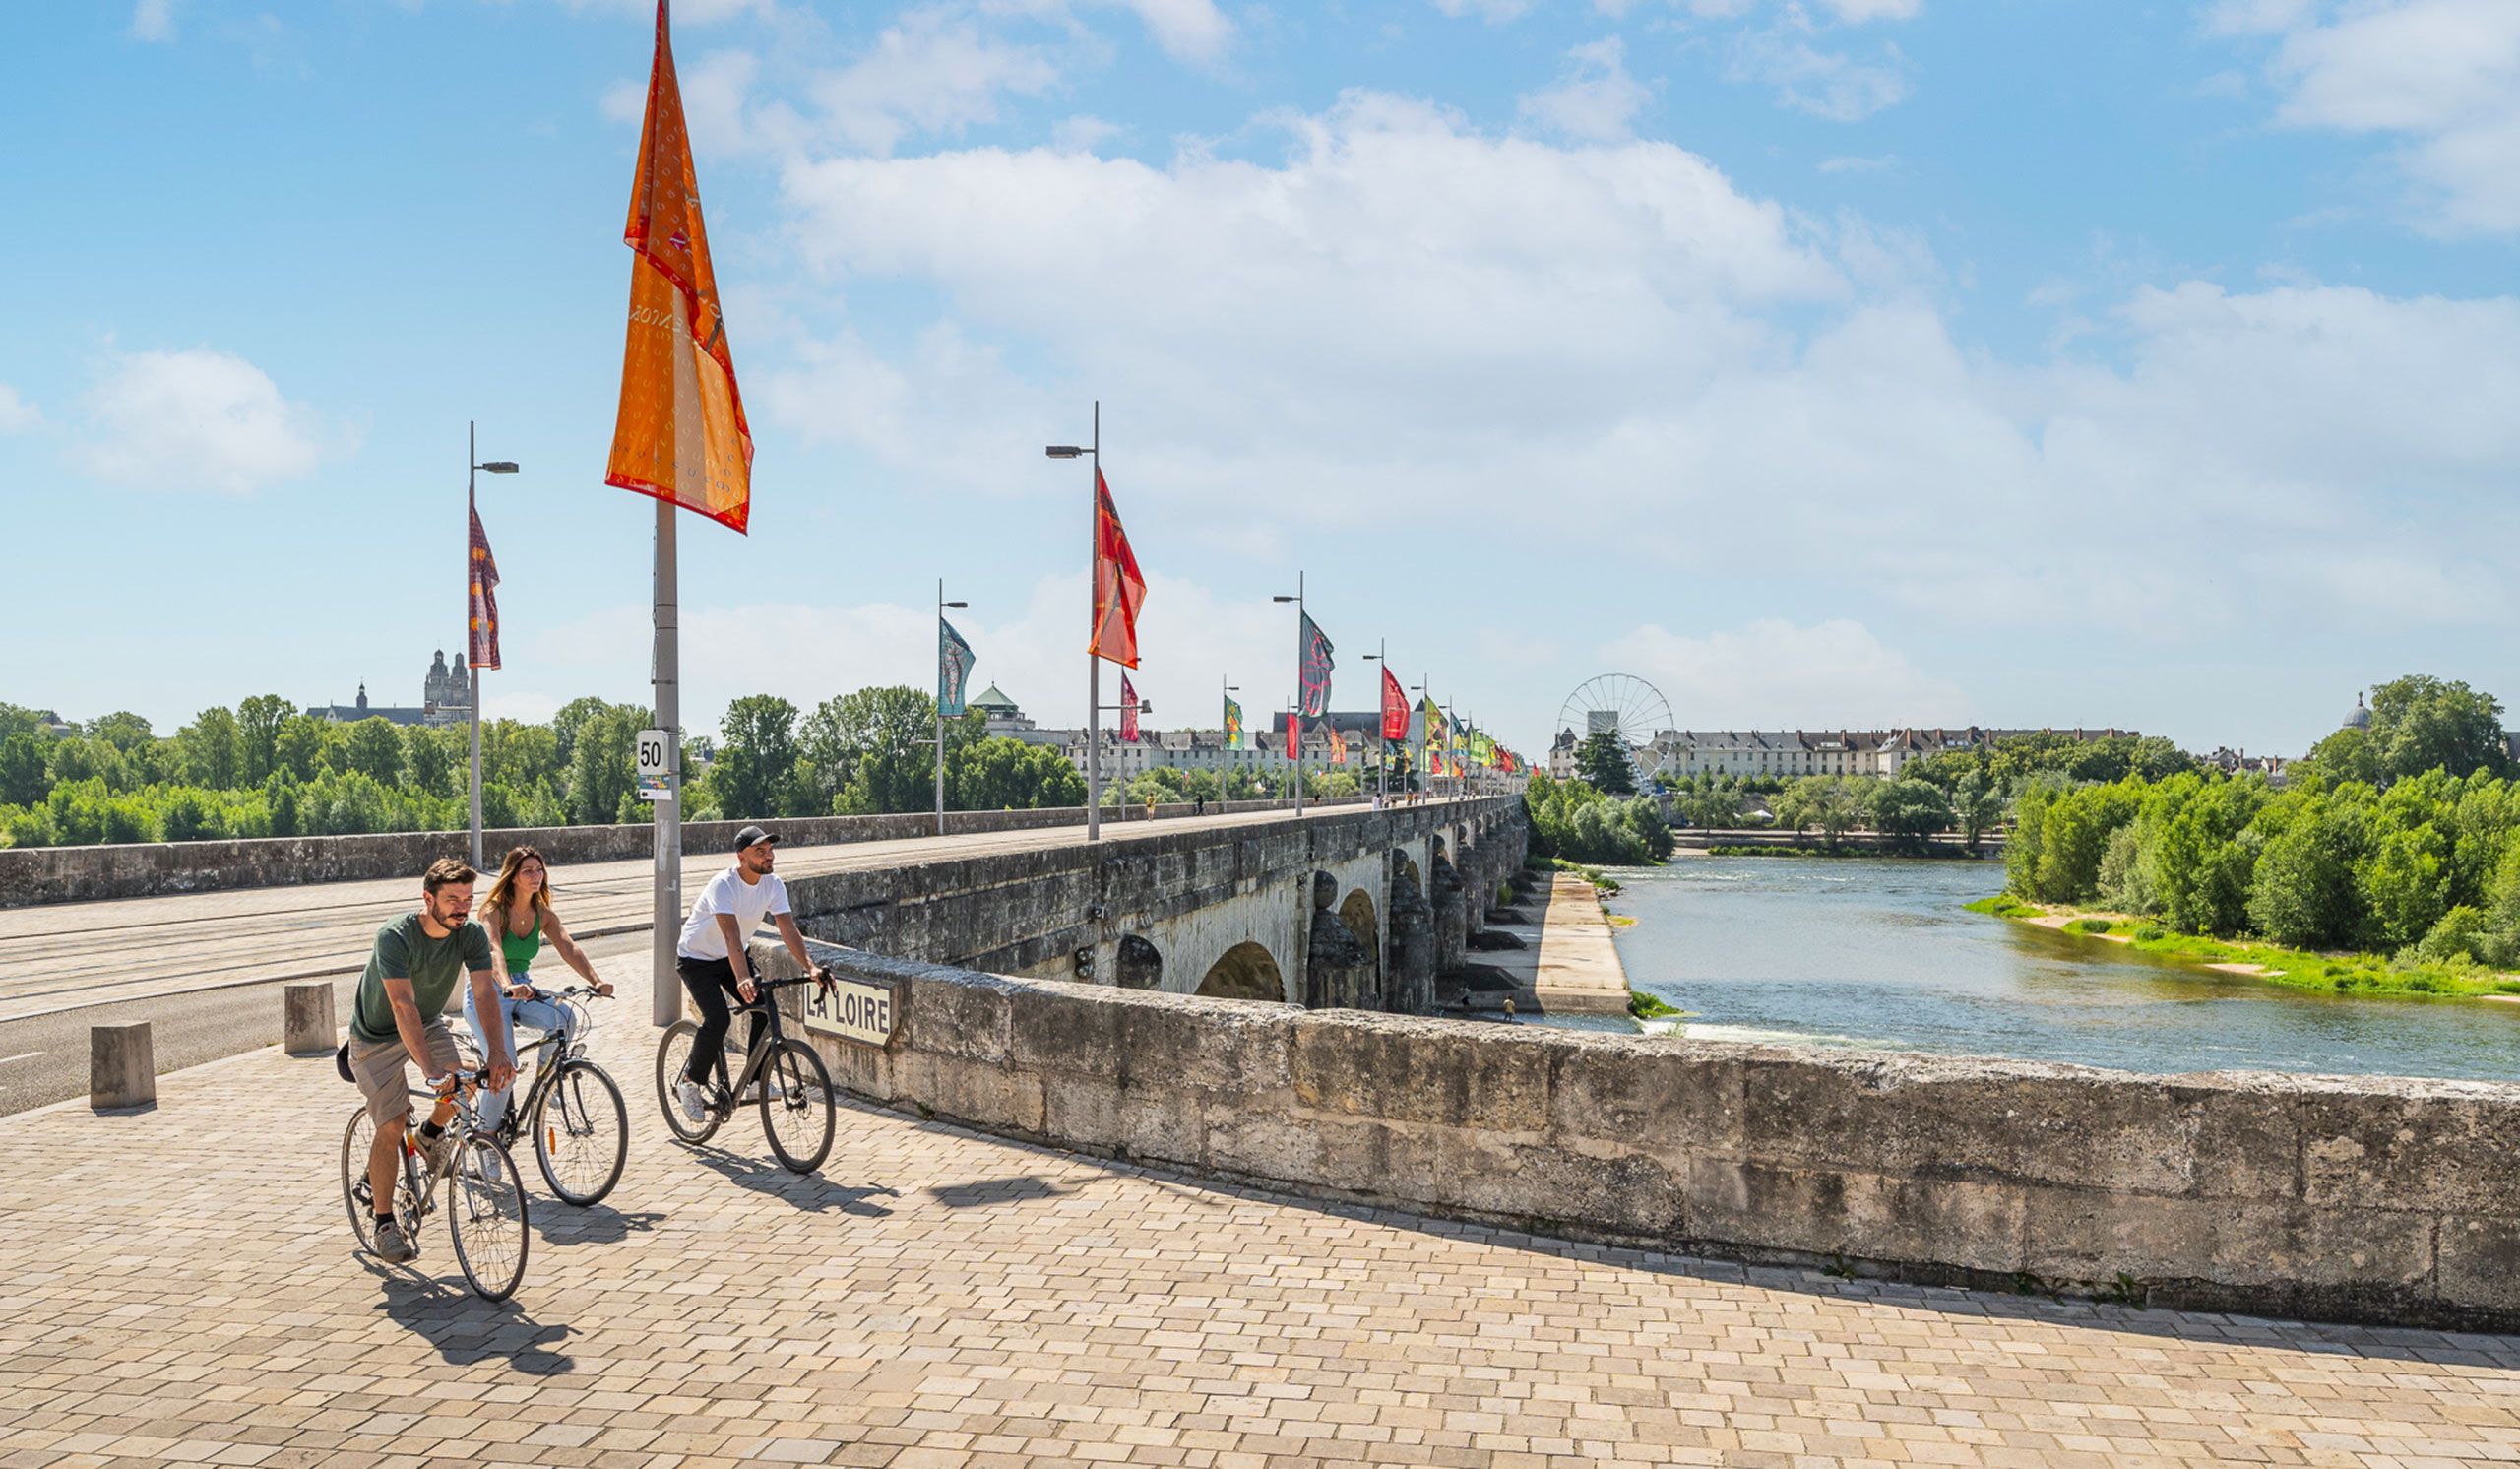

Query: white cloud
[750,89,2520,676]
[1051,114,1124,153]
[130,0,177,42]
[1817,0,1917,18]
[1518,36,1654,142]
[1432,0,1536,21]
[811,12,1061,156]
[1816,153,1896,173]
[74,348,329,494]
[2217,0,2520,235]
[0,385,37,434]
[1600,619,1969,728]
[1728,23,1911,120]
[560,0,775,22]
[1113,0,1233,64]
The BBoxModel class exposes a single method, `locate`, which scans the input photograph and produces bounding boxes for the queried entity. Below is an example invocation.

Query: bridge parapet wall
[762,936,2520,1333]
[782,798,1519,990]
[0,796,1366,909]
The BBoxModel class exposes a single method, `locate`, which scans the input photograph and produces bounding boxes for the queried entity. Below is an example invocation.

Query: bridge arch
[1196,941,1285,1002]
[1115,934,1164,990]
[1338,888,1378,956]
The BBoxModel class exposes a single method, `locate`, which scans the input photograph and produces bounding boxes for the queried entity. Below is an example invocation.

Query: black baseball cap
[733,825,781,852]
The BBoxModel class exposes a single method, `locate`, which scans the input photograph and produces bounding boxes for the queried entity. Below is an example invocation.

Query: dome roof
[2343,693,2371,731]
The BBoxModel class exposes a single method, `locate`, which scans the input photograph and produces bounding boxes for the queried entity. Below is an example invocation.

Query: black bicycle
[484,986,627,1207]
[653,970,837,1174]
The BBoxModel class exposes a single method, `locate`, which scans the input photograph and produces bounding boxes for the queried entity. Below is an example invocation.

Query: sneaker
[676,1079,708,1122]
[416,1126,456,1178]
[373,1217,418,1263]
[473,1146,505,1186]
[737,1079,786,1106]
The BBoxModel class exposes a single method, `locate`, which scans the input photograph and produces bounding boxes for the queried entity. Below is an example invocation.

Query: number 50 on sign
[636,728,675,802]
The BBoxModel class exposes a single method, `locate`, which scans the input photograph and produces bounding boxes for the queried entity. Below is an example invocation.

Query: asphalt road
[0,930,657,1118]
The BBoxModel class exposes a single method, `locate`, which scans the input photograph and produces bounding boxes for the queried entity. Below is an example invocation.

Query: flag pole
[651,493,680,1029]
[467,419,483,870]
[936,578,946,837]
[1293,569,1305,817]
[1086,400,1101,843]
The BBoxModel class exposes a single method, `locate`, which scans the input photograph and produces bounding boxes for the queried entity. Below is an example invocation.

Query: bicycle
[478,985,627,1207]
[654,969,837,1174]
[340,1059,532,1301]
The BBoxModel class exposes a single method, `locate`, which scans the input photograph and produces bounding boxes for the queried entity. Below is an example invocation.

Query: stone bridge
[780,797,1527,1013]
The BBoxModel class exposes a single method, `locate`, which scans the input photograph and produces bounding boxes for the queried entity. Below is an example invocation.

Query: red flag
[468,494,501,671]
[603,0,753,532]
[1119,673,1140,741]
[1090,468,1146,667]
[1380,667,1408,741]
[1330,727,1348,766]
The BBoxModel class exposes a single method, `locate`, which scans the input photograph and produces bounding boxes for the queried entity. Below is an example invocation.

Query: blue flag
[938,618,976,717]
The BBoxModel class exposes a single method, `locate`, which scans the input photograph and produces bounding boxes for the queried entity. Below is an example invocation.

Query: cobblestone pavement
[5,956,2519,1468]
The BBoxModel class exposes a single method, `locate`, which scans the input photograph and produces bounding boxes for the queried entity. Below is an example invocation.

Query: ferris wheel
[1557,674,1673,751]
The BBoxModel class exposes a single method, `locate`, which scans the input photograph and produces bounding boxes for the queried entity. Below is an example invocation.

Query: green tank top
[499,907,543,974]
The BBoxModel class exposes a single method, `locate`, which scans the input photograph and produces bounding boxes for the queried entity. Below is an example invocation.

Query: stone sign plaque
[798,973,897,1047]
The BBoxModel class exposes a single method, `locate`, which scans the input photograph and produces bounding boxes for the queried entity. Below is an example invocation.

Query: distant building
[307,649,472,728]
[1585,726,2146,782]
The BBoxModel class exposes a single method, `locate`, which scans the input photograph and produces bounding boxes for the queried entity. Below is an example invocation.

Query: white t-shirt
[676,866,792,961]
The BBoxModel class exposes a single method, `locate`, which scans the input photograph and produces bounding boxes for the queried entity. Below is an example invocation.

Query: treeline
[1526,771,1673,865]
[2003,675,2520,966]
[0,688,1097,847]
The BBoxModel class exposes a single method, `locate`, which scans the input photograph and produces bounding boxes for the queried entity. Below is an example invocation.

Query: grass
[1975,895,2520,1000]
[1550,858,1620,895]
[1628,990,1684,1020]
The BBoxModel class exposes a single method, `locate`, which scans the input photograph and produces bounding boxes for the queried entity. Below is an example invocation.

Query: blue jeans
[462,978,575,1132]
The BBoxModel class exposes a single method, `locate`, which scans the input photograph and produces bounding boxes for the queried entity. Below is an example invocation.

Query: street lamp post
[466,420,519,870]
[1272,572,1304,817]
[1362,640,1388,806]
[1045,406,1102,840]
[1221,675,1237,812]
[936,579,969,838]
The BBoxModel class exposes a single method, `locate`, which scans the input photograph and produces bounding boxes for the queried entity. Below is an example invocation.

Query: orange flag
[1089,468,1146,667]
[605,0,753,533]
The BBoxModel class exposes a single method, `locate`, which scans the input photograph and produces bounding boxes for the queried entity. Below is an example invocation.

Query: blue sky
[5,0,2517,758]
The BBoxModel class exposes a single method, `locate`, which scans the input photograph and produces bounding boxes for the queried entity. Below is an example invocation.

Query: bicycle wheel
[654,1019,724,1144]
[760,1038,835,1175]
[533,1058,627,1206]
[447,1136,530,1302]
[341,1106,417,1253]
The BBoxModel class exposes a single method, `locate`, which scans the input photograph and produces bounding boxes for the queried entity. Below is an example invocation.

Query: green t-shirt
[350,913,495,1045]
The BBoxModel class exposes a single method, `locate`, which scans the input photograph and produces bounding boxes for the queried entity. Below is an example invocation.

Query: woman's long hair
[478,844,555,926]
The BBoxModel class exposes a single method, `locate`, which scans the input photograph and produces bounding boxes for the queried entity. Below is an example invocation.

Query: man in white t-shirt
[671,825,822,1121]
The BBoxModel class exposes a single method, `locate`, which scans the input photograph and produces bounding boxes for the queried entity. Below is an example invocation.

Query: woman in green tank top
[465,845,614,1132]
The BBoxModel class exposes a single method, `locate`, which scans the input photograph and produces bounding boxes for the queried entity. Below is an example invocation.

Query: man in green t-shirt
[347,856,514,1264]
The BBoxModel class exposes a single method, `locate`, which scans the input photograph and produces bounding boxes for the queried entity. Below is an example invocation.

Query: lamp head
[945,601,969,609]
[1045,445,1086,459]
[1271,595,1296,604]
[477,461,519,474]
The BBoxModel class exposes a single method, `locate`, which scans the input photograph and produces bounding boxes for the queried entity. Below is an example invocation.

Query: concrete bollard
[90,1022,156,1110]
[284,982,337,1055]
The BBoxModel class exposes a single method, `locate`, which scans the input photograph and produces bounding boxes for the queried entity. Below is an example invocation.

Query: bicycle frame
[490,989,598,1139]
[699,975,813,1118]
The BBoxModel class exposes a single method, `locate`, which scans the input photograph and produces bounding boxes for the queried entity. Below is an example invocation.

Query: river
[1579,855,2520,1081]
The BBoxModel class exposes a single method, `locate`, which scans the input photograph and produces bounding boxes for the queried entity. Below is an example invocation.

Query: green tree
[2361,820,2451,951]
[0,733,50,807]
[2247,804,2365,949]
[176,707,241,789]
[337,717,405,784]
[2367,674,2509,782]
[550,695,615,769]
[2301,727,2385,787]
[717,694,804,819]
[1953,769,2002,852]
[235,694,294,783]
[83,711,155,751]
[801,687,951,816]
[402,724,463,799]
[564,703,650,824]
[274,714,335,781]
[1872,777,1953,849]
[1575,731,1636,795]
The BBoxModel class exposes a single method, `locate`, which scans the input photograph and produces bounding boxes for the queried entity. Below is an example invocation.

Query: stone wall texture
[0,797,1365,908]
[762,940,2520,1333]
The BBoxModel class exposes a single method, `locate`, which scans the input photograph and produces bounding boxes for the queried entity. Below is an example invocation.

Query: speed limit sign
[636,728,675,802]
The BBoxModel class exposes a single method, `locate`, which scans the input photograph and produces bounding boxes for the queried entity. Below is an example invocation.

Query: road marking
[0,1051,41,1066]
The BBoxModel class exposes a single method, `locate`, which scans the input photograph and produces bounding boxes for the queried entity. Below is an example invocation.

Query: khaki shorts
[347,1020,461,1125]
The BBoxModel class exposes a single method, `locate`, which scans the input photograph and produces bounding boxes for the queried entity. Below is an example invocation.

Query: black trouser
[676,955,764,1090]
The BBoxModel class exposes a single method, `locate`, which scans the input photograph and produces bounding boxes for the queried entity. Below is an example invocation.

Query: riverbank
[1968,894,2520,1001]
